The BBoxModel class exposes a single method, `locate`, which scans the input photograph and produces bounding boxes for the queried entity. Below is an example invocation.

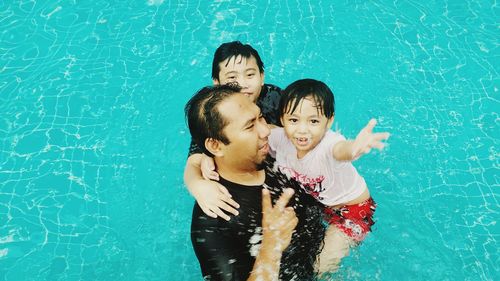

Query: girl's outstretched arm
[333,119,390,161]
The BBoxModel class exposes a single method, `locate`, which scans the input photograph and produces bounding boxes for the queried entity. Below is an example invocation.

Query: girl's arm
[332,119,390,161]
[184,153,240,221]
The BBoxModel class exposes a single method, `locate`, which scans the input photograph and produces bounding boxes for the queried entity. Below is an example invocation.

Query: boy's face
[280,97,333,159]
[213,55,264,103]
[217,94,270,169]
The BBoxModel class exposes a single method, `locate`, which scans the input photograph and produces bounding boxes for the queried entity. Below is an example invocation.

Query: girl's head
[279,79,335,158]
[279,79,335,120]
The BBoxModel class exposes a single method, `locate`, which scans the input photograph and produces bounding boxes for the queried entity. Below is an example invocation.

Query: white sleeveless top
[269,127,367,206]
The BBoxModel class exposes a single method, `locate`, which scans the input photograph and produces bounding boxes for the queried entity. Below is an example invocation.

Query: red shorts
[324,198,377,242]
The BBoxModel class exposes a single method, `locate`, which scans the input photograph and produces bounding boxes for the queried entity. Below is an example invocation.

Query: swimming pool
[0,0,497,280]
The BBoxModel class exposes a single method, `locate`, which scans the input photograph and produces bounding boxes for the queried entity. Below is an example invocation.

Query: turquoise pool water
[0,1,498,280]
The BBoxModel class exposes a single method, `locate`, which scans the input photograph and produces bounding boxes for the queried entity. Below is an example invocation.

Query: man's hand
[248,188,298,281]
[351,119,390,159]
[261,188,298,253]
[192,179,240,221]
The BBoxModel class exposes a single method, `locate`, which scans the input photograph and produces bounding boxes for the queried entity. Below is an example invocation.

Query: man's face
[214,55,264,103]
[217,94,270,170]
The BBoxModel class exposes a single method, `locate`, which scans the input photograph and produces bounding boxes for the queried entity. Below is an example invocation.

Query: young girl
[267,78,389,273]
[199,78,390,273]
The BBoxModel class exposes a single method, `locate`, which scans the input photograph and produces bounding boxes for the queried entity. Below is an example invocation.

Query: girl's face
[280,96,333,159]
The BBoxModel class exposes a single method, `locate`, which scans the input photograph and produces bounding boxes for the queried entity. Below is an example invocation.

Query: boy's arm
[332,119,390,161]
[184,153,239,221]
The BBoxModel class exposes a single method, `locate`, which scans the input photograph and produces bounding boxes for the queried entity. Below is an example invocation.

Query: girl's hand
[192,180,240,221]
[352,119,390,159]
[200,154,220,181]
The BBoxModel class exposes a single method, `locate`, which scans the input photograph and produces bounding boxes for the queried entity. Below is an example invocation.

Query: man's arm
[247,188,298,281]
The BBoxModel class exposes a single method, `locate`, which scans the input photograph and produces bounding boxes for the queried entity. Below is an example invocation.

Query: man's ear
[205,138,223,156]
[213,79,220,86]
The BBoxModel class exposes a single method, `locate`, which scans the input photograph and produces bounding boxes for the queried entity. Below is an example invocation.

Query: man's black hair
[185,84,242,157]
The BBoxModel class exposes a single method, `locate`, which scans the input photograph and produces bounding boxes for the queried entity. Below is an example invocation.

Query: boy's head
[279,79,335,158]
[211,41,265,103]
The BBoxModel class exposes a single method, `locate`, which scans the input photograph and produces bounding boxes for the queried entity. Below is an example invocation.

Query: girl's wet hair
[279,79,335,120]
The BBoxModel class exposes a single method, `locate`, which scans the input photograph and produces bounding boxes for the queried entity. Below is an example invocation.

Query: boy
[185,41,282,220]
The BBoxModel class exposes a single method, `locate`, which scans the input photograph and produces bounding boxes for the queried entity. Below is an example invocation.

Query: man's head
[185,84,270,170]
[211,41,265,103]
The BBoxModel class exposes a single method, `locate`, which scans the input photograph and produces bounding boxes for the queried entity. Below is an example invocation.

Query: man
[186,41,283,220]
[184,84,325,280]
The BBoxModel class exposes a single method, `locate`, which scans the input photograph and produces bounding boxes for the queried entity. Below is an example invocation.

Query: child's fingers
[199,205,218,219]
[373,132,390,141]
[364,119,377,132]
[220,194,240,209]
[207,171,220,181]
[371,142,386,150]
[217,201,239,216]
[217,185,232,198]
[371,133,390,150]
[212,208,231,221]
[201,171,218,181]
[207,161,215,171]
[201,171,211,180]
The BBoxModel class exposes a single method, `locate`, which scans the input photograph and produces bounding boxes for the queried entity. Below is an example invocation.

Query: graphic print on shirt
[278,165,326,201]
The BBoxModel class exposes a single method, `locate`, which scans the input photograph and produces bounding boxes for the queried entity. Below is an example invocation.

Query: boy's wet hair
[279,78,335,119]
[211,41,265,81]
[185,84,242,157]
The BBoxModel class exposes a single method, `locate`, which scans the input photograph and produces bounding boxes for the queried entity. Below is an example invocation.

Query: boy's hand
[192,179,240,221]
[352,119,390,159]
[200,155,220,181]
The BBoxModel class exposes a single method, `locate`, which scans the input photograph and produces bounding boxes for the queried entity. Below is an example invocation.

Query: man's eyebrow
[242,116,256,128]
[242,109,261,128]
